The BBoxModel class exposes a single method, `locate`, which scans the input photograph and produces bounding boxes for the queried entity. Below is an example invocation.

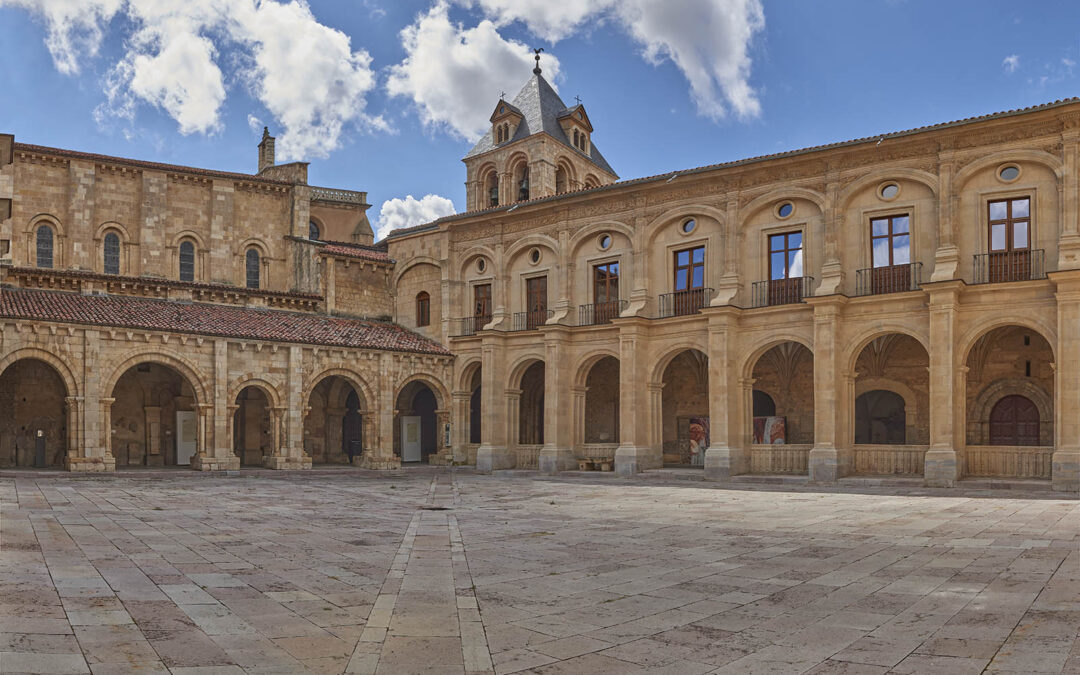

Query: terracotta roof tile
[0,287,450,356]
[319,240,392,263]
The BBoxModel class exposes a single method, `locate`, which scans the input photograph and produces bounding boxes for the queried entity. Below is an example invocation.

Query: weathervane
[533,47,544,75]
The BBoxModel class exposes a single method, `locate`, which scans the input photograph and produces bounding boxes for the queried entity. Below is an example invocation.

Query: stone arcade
[1,69,1079,492]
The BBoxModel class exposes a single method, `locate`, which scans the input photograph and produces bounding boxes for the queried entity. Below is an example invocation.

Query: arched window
[245,248,260,289]
[573,129,579,148]
[486,171,499,207]
[516,165,530,202]
[416,291,431,327]
[179,240,195,282]
[103,232,120,275]
[309,220,320,240]
[855,390,906,444]
[36,225,54,269]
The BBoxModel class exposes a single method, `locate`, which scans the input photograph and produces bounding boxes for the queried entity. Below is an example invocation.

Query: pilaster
[615,319,660,475]
[808,296,850,481]
[477,335,514,472]
[539,327,575,473]
[1052,271,1080,492]
[925,281,964,486]
[704,308,747,479]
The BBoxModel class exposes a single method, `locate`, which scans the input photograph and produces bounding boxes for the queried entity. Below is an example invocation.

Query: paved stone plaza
[0,469,1078,674]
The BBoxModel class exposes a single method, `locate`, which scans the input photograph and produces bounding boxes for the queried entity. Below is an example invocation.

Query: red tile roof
[319,240,392,263]
[7,266,322,300]
[0,287,450,355]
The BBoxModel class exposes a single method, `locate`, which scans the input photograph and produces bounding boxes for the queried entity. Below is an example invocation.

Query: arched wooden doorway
[989,395,1039,446]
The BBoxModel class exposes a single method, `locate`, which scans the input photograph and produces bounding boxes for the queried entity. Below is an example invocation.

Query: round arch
[457,359,482,391]
[573,350,620,388]
[582,174,601,189]
[504,233,560,266]
[854,376,920,438]
[953,148,1064,189]
[392,256,443,289]
[227,376,283,410]
[396,372,450,411]
[567,220,635,258]
[554,156,578,183]
[649,343,709,385]
[959,316,1057,365]
[104,349,208,405]
[837,167,939,211]
[0,348,79,398]
[169,230,208,251]
[303,368,375,411]
[844,326,930,375]
[26,213,66,238]
[235,237,270,258]
[740,187,827,222]
[457,244,498,280]
[507,354,546,390]
[739,334,815,381]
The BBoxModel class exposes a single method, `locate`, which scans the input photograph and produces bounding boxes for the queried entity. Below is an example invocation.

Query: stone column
[540,327,576,473]
[476,337,514,472]
[809,297,850,481]
[1052,272,1080,491]
[64,396,82,468]
[143,406,162,466]
[925,281,963,486]
[615,319,661,475]
[571,386,586,453]
[97,397,116,473]
[705,308,748,479]
[359,356,401,470]
[451,391,471,463]
[70,329,112,471]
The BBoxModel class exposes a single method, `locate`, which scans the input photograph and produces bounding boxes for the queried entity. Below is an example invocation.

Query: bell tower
[462,52,618,212]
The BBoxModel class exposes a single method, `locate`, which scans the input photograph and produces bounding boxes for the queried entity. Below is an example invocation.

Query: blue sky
[0,0,1077,238]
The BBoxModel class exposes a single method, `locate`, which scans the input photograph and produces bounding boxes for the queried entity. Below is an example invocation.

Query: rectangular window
[870,215,911,267]
[416,292,431,327]
[988,197,1030,252]
[768,232,803,280]
[674,246,705,291]
[473,283,492,331]
[592,262,620,324]
[525,276,548,329]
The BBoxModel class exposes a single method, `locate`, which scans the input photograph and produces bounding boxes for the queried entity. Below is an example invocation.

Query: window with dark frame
[36,225,53,269]
[473,283,492,331]
[674,246,705,291]
[309,220,320,240]
[593,261,620,323]
[179,241,195,281]
[103,232,120,275]
[766,231,804,305]
[416,291,431,327]
[525,276,548,329]
[245,248,260,289]
[986,196,1032,283]
[867,215,912,294]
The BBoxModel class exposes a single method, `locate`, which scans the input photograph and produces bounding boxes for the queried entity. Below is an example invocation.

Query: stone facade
[0,131,454,472]
[386,92,1080,493]
[4,82,1080,494]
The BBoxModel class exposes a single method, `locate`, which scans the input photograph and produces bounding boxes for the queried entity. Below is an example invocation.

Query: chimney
[258,127,275,173]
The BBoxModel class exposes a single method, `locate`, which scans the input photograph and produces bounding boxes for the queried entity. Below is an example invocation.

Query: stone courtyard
[0,469,1077,674]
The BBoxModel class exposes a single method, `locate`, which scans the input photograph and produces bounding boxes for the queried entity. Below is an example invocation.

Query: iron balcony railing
[512,309,553,331]
[658,287,713,318]
[449,315,491,337]
[973,249,1045,284]
[751,276,813,308]
[578,300,628,326]
[855,262,923,296]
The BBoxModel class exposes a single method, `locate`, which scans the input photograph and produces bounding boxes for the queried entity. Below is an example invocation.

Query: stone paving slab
[1,469,1078,674]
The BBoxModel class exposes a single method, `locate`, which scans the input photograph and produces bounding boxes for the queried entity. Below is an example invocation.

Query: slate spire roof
[465,73,617,177]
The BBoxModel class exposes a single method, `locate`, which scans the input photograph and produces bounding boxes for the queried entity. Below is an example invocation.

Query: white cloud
[9,0,380,159]
[376,194,456,240]
[0,0,123,74]
[1003,54,1020,73]
[456,0,765,120]
[386,1,561,141]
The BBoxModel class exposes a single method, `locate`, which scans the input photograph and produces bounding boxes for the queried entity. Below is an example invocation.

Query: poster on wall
[689,417,710,466]
[752,416,787,444]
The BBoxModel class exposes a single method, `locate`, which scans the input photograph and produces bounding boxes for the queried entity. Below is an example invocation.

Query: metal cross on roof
[575,95,582,105]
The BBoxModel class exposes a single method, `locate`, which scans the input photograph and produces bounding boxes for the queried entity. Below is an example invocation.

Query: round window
[681,219,696,234]
[999,165,1020,182]
[529,248,541,264]
[598,234,612,250]
[777,202,794,218]
[476,258,486,273]
[880,183,900,200]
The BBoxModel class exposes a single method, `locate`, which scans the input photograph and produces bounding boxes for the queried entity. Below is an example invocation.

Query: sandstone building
[2,67,1078,492]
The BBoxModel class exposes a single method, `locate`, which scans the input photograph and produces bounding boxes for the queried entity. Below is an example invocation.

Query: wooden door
[473,284,492,332]
[989,395,1039,446]
[526,276,547,329]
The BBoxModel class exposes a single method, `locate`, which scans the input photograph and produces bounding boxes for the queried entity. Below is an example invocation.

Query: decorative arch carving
[739,333,814,380]
[953,148,1064,189]
[837,167,939,210]
[650,345,709,385]
[968,378,1053,445]
[103,349,209,405]
[740,187,827,222]
[959,318,1056,365]
[844,326,929,374]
